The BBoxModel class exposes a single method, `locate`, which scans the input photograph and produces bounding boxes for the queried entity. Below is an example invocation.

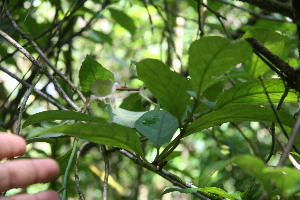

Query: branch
[246,38,300,93]
[118,149,219,200]
[4,7,87,111]
[0,29,80,111]
[278,114,300,166]
[218,0,286,22]
[16,73,42,135]
[101,145,109,200]
[0,65,66,110]
[237,0,294,19]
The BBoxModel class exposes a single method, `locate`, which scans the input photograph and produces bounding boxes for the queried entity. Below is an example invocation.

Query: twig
[0,65,66,110]
[149,0,183,69]
[116,87,141,91]
[118,149,214,200]
[194,0,229,37]
[0,29,79,111]
[217,0,286,22]
[0,0,84,63]
[16,73,42,135]
[4,8,83,110]
[237,0,294,19]
[277,114,300,166]
[196,0,205,37]
[75,142,90,200]
[247,38,300,93]
[231,123,260,158]
[141,0,154,33]
[265,88,289,163]
[101,145,109,200]
[292,0,300,57]
[259,78,289,143]
[81,97,90,114]
[0,65,32,109]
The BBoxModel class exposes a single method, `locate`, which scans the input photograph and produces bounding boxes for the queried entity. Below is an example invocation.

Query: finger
[0,159,60,192]
[0,190,60,200]
[0,133,26,159]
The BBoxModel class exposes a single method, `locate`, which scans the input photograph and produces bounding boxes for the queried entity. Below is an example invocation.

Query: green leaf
[40,123,144,156]
[109,8,136,36]
[186,104,295,136]
[136,59,190,120]
[198,161,228,187]
[134,110,179,149]
[232,155,300,196]
[188,36,252,96]
[90,79,115,97]
[79,55,114,93]
[109,106,147,128]
[23,110,105,128]
[232,155,265,179]
[26,133,64,144]
[263,167,300,196]
[162,187,238,200]
[290,152,300,158]
[201,187,238,200]
[243,29,286,77]
[86,30,112,45]
[56,149,76,176]
[162,187,200,195]
[215,79,298,109]
[120,93,144,111]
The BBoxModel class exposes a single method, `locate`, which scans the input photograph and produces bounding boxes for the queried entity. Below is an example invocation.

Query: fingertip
[35,190,61,200]
[0,133,26,158]
[34,158,60,181]
[0,190,60,200]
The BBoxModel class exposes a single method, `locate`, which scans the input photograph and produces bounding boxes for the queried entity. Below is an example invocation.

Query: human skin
[0,132,60,200]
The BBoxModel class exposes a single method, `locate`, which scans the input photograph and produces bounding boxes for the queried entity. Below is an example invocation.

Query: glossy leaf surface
[136,59,190,120]
[162,187,238,200]
[109,8,136,36]
[243,29,286,77]
[79,55,114,93]
[41,123,144,156]
[215,79,298,109]
[135,110,179,149]
[188,36,252,96]
[23,110,105,128]
[186,104,295,135]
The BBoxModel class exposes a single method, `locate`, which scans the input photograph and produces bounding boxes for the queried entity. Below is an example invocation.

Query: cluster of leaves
[1,0,300,199]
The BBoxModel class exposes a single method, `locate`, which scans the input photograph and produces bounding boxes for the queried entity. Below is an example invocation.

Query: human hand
[0,132,60,200]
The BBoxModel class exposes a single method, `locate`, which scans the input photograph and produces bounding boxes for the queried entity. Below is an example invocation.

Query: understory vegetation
[0,0,300,199]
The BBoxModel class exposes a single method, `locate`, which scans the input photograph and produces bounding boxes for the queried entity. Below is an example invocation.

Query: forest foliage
[0,0,300,199]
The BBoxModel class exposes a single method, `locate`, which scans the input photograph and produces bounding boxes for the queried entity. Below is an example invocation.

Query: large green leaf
[232,155,300,196]
[215,79,298,109]
[136,59,190,120]
[232,155,265,180]
[120,93,144,111]
[188,36,252,96]
[23,110,105,128]
[40,123,144,156]
[243,29,286,77]
[109,106,146,128]
[186,104,295,136]
[162,187,238,200]
[79,55,114,93]
[134,110,179,149]
[109,8,136,36]
[198,161,228,187]
[263,167,300,196]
